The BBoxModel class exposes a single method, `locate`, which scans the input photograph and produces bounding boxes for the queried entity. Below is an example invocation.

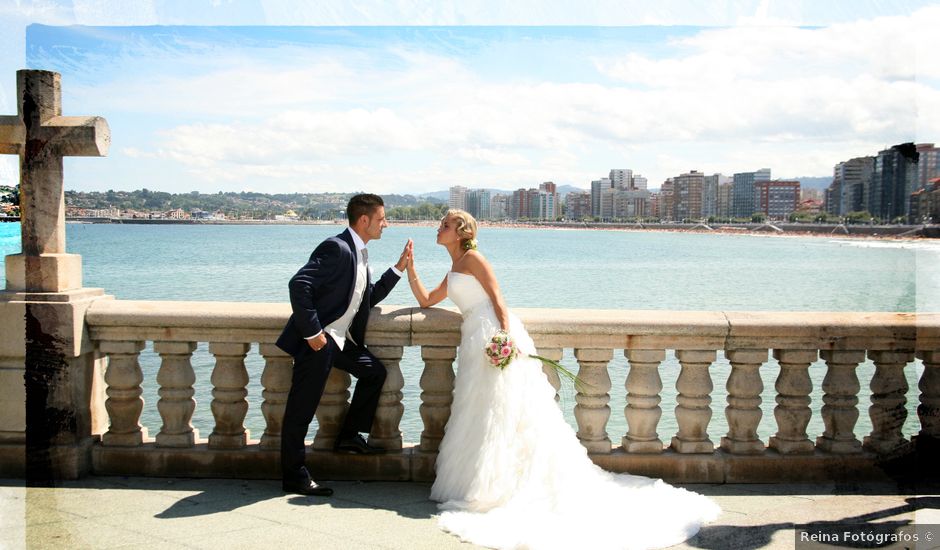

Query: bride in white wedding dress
[404,210,720,550]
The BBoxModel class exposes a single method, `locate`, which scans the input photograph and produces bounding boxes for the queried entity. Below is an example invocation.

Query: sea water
[2,222,938,445]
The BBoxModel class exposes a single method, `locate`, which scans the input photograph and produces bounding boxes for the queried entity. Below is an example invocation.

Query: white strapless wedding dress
[430,271,721,550]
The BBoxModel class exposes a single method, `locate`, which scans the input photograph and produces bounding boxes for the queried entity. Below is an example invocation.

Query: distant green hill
[63,188,444,219]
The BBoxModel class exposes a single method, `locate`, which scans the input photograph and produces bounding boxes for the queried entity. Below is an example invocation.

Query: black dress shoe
[282,479,333,497]
[334,434,386,455]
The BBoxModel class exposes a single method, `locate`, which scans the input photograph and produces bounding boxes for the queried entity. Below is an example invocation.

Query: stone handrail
[84,300,940,483]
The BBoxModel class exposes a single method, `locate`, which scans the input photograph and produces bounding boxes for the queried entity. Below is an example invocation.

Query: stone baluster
[153,341,197,448]
[537,347,563,400]
[721,349,766,454]
[100,340,146,446]
[816,350,864,453]
[312,369,351,450]
[259,344,292,450]
[574,348,612,453]
[207,342,250,449]
[369,345,405,450]
[916,350,940,448]
[864,350,914,454]
[623,349,665,453]
[769,349,816,454]
[671,350,716,453]
[419,346,456,452]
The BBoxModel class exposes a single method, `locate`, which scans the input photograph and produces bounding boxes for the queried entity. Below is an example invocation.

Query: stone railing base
[0,437,98,480]
[87,442,924,484]
[92,443,421,482]
[591,449,913,483]
[0,443,25,477]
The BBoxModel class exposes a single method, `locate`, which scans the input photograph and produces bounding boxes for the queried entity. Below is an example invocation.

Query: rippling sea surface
[2,222,938,444]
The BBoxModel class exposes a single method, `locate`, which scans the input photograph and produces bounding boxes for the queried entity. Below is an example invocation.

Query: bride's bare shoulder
[462,249,488,266]
[462,250,499,278]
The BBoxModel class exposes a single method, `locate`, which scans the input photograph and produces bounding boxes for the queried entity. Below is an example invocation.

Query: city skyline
[1,2,938,196]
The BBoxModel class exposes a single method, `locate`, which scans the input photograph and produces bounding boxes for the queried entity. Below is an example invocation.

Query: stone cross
[0,69,109,292]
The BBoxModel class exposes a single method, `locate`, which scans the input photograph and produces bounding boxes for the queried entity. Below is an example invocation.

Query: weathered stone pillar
[671,350,715,454]
[153,341,197,448]
[769,349,816,454]
[816,350,864,454]
[207,342,250,449]
[916,350,940,449]
[418,346,456,453]
[0,305,27,469]
[622,349,665,453]
[574,348,612,453]
[313,369,351,450]
[865,350,913,454]
[369,345,404,450]
[259,344,292,451]
[721,349,766,454]
[0,69,110,481]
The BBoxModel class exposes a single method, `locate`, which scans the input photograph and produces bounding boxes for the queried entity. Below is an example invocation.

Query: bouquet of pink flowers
[485,330,518,369]
[484,330,583,387]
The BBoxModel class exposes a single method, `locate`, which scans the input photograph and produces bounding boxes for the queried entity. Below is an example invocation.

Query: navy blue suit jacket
[276,229,401,358]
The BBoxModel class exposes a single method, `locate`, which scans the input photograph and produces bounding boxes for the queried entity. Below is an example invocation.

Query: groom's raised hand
[395,239,413,272]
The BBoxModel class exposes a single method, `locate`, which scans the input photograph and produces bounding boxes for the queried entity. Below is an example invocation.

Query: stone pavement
[1,476,939,550]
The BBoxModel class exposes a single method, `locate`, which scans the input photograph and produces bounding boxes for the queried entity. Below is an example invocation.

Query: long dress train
[430,271,720,550]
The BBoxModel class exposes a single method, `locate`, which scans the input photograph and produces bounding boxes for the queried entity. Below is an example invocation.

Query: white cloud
[37,6,940,193]
[456,146,529,166]
[593,7,940,135]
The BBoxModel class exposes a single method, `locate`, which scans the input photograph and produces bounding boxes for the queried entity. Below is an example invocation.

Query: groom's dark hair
[347,193,384,224]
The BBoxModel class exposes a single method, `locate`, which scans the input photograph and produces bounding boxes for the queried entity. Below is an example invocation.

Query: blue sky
[1,1,938,195]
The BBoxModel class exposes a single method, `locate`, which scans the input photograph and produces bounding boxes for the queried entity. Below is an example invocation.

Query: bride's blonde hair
[445,209,478,250]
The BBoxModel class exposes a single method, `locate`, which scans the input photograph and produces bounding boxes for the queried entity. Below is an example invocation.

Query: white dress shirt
[306,228,402,350]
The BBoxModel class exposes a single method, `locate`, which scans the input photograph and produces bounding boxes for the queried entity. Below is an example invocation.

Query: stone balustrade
[84,301,940,483]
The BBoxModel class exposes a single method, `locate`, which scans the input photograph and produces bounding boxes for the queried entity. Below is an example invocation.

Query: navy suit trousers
[280,335,387,483]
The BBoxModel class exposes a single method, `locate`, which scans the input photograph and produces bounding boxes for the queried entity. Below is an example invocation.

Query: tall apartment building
[535,190,557,220]
[649,192,660,219]
[609,169,633,189]
[672,170,705,221]
[448,185,468,211]
[828,157,874,216]
[917,143,940,190]
[565,191,592,220]
[717,182,733,219]
[537,182,559,220]
[508,186,557,220]
[755,180,800,219]
[598,188,615,220]
[658,179,675,220]
[608,169,648,191]
[732,168,771,218]
[511,188,530,219]
[870,143,919,222]
[703,174,719,218]
[466,188,491,220]
[490,194,509,220]
[613,188,651,219]
[591,177,612,217]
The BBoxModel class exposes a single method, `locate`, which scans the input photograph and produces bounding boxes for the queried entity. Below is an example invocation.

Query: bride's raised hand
[405,240,417,274]
[396,239,413,272]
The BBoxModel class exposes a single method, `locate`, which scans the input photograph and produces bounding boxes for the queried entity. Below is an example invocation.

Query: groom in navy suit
[277,193,411,496]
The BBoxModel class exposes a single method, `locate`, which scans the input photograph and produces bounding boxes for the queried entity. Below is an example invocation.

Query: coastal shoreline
[57,217,940,240]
